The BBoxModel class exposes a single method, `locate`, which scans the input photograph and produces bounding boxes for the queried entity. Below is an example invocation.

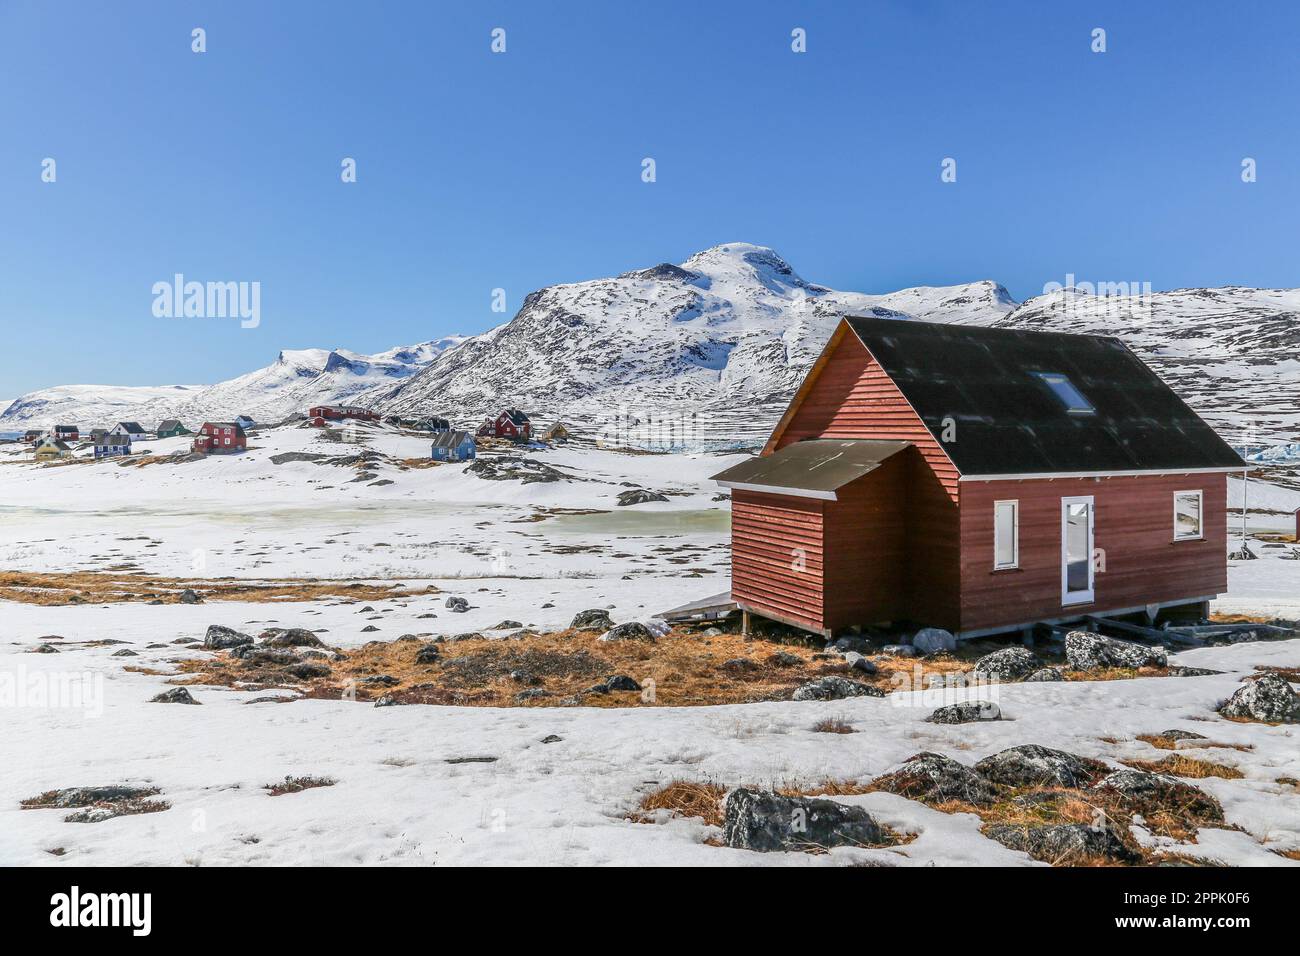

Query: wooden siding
[958,473,1228,632]
[822,454,908,628]
[770,333,960,499]
[730,490,826,632]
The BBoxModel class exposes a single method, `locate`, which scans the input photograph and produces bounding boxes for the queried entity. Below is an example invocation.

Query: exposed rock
[927,701,1002,724]
[870,752,1000,807]
[829,635,872,654]
[1155,729,1207,742]
[111,649,138,657]
[284,662,331,680]
[445,596,470,613]
[231,645,298,665]
[259,627,324,648]
[617,488,669,506]
[599,622,656,643]
[361,625,381,633]
[414,644,441,665]
[514,688,553,703]
[984,823,1141,865]
[178,589,203,604]
[767,651,802,667]
[1217,672,1300,723]
[571,608,614,631]
[1065,630,1167,670]
[720,657,760,675]
[492,620,524,630]
[1024,667,1065,682]
[791,676,884,701]
[972,646,1039,681]
[150,687,199,705]
[28,643,59,654]
[1168,666,1224,677]
[912,627,957,654]
[466,456,569,484]
[540,734,563,743]
[203,624,254,649]
[974,744,1109,789]
[842,651,878,675]
[722,788,888,852]
[1093,768,1224,824]
[882,644,916,657]
[588,674,641,693]
[360,674,399,686]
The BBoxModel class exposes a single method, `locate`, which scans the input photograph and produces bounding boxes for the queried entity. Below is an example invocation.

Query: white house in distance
[110,421,149,441]
[95,432,132,458]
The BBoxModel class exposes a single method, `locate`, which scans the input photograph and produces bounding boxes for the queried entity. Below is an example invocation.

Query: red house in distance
[711,316,1245,640]
[477,408,532,440]
[307,405,380,426]
[193,422,247,455]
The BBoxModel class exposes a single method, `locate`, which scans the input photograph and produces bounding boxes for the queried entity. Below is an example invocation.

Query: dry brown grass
[1121,755,1244,780]
[1062,666,1168,682]
[812,716,855,734]
[1255,665,1300,682]
[0,570,439,606]
[777,778,875,799]
[1272,848,1300,861]
[265,775,336,796]
[176,627,957,707]
[633,780,726,826]
[1136,732,1254,752]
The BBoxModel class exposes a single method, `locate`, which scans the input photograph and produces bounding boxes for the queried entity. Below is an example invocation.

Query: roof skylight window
[1033,372,1095,414]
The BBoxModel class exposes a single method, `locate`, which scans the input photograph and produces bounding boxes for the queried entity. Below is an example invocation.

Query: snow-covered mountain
[377,243,1015,447]
[990,287,1300,447]
[0,339,464,429]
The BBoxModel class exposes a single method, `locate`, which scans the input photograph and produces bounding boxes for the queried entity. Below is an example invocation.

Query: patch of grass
[812,716,855,734]
[633,780,726,827]
[776,778,875,799]
[1272,848,1300,861]
[1277,776,1299,789]
[1062,666,1168,682]
[1122,755,1244,780]
[1136,733,1253,752]
[0,570,439,606]
[265,775,336,796]
[1255,665,1300,682]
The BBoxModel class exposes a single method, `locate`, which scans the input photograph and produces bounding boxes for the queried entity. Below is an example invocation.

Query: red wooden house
[307,405,380,426]
[477,408,532,440]
[192,422,247,455]
[711,316,1244,640]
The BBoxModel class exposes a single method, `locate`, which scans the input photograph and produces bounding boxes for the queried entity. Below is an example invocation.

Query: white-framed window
[994,499,1019,569]
[1174,490,1203,541]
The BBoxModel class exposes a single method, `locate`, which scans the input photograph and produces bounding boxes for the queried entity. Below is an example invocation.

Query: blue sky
[2,0,1297,395]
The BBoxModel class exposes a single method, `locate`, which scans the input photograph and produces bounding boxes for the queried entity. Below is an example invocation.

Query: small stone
[178,589,202,604]
[791,676,884,701]
[111,649,138,657]
[1024,667,1065,682]
[911,627,957,654]
[28,644,60,654]
[150,687,199,705]
[414,644,441,665]
[927,701,1002,724]
[767,651,802,667]
[842,651,877,675]
[492,620,523,630]
[203,624,253,650]
[540,734,562,743]
[882,644,916,657]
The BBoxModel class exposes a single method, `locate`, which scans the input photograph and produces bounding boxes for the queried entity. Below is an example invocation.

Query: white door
[1061,496,1094,605]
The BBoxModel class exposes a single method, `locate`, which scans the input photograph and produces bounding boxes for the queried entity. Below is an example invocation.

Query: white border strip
[960,466,1243,482]
[715,480,837,501]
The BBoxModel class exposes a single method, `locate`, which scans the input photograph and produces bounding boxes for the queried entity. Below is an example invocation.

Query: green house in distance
[156,419,192,438]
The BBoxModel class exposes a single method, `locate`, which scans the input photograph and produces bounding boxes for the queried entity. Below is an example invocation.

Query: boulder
[791,676,884,701]
[284,662,331,680]
[829,635,872,655]
[869,752,1000,807]
[1024,667,1064,682]
[178,589,203,604]
[972,646,1039,682]
[571,609,614,631]
[260,627,325,647]
[882,644,917,657]
[617,489,669,506]
[1168,666,1223,677]
[414,644,441,665]
[927,701,1002,724]
[514,688,553,703]
[720,658,760,675]
[722,788,888,852]
[28,643,59,654]
[984,823,1141,865]
[203,624,253,650]
[491,620,523,630]
[767,651,802,668]
[150,687,199,705]
[912,627,957,654]
[592,675,641,693]
[231,645,298,665]
[1093,768,1223,824]
[1218,673,1300,723]
[842,651,877,675]
[1065,630,1167,670]
[445,596,470,612]
[974,744,1109,789]
[111,649,138,657]
[599,622,656,643]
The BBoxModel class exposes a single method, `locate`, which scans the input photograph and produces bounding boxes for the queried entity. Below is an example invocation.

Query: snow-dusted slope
[987,287,1300,446]
[0,339,463,429]
[378,243,1015,447]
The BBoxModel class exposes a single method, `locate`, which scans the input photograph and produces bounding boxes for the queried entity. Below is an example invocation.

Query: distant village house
[33,437,72,459]
[192,422,248,455]
[477,408,531,440]
[430,430,476,462]
[94,433,131,458]
[53,424,79,441]
[155,419,192,438]
[110,422,149,441]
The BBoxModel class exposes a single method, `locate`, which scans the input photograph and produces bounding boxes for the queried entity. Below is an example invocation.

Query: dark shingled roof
[431,430,473,449]
[843,316,1245,476]
[712,439,911,499]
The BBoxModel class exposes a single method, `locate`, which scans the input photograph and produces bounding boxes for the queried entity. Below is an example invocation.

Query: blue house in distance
[431,430,476,462]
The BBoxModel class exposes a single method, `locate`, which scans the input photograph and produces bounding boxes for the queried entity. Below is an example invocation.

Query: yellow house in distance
[33,437,73,460]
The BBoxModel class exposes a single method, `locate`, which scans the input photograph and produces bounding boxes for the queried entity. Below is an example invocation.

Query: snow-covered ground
[1,423,1298,866]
